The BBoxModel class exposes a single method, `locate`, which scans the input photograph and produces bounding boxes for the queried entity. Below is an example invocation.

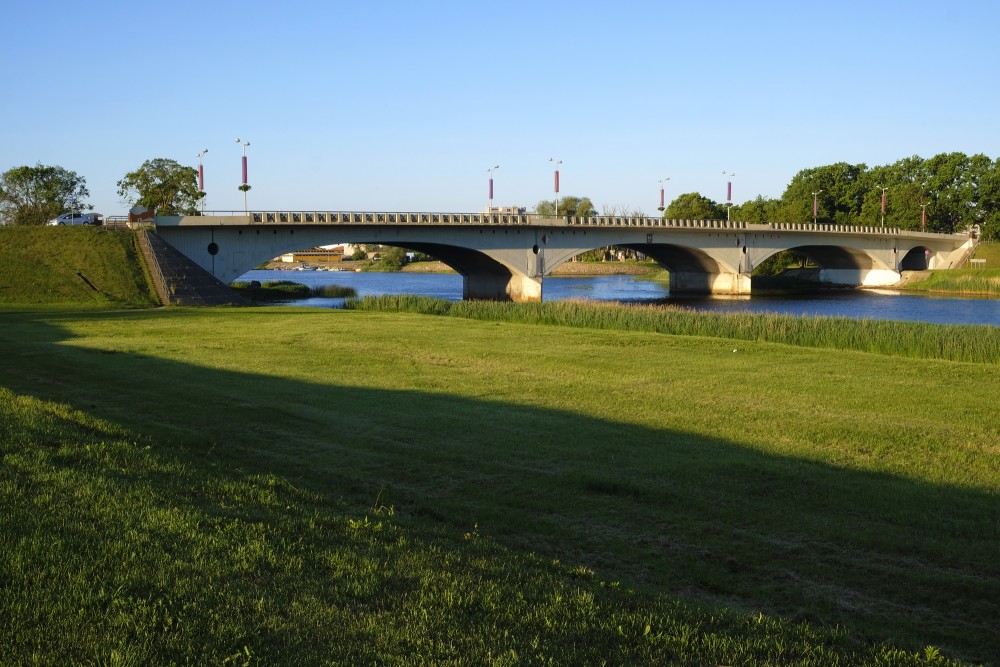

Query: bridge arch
[899,246,931,271]
[376,241,539,301]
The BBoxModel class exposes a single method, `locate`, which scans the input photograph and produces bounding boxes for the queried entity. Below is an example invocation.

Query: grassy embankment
[0,226,158,308]
[1,227,997,664]
[898,242,1000,296]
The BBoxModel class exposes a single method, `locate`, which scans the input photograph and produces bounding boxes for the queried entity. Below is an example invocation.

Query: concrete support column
[669,271,751,295]
[464,273,542,302]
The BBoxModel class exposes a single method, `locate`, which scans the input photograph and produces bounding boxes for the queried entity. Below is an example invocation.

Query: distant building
[278,246,344,263]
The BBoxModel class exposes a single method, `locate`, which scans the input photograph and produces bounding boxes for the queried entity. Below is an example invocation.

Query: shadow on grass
[2,309,997,664]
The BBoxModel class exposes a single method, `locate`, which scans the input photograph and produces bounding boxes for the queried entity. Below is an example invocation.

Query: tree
[117,158,204,215]
[379,246,408,271]
[535,195,596,217]
[782,162,868,225]
[730,195,783,223]
[662,192,726,220]
[0,163,89,226]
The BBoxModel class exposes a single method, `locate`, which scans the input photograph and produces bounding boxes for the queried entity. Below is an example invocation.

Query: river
[238,269,1000,327]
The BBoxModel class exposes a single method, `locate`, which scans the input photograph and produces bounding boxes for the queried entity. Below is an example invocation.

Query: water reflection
[238,270,999,327]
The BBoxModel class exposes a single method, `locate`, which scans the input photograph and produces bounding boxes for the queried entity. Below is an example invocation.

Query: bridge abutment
[464,273,542,302]
[669,271,752,295]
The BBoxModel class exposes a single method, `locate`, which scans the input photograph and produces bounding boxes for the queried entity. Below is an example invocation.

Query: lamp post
[811,189,823,224]
[235,138,251,215]
[658,177,670,212]
[920,202,929,232]
[722,171,735,221]
[876,185,888,227]
[196,149,208,213]
[549,158,562,216]
[487,165,499,212]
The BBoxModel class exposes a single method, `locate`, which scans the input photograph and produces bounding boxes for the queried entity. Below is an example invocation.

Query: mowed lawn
[1,306,997,665]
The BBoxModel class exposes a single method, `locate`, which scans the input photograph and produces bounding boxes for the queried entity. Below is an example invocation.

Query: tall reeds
[344,294,1000,364]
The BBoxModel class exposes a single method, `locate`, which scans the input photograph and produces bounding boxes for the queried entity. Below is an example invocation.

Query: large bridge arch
[747,241,900,288]
[616,242,747,294]
[379,241,541,301]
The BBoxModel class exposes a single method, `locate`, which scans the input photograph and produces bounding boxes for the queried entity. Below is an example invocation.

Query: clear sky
[4,0,999,217]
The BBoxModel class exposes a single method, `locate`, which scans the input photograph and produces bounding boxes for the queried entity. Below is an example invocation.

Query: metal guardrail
[135,225,170,305]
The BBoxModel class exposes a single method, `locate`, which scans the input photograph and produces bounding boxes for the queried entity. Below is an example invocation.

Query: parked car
[46,212,103,226]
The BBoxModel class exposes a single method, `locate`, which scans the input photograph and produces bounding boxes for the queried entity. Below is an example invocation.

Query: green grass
[900,268,1000,296]
[1,306,996,665]
[972,241,1000,265]
[0,227,158,307]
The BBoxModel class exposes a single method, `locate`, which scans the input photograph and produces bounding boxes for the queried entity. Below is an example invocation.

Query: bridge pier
[464,273,542,302]
[668,271,752,295]
[818,268,901,287]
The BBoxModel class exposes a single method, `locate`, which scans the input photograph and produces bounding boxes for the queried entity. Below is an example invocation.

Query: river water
[238,269,1000,327]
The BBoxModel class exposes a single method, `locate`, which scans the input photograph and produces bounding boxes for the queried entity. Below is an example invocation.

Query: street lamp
[196,149,208,213]
[658,177,670,212]
[811,189,823,224]
[549,158,562,216]
[235,138,251,216]
[722,171,735,221]
[920,202,929,232]
[876,185,888,227]
[487,165,499,212]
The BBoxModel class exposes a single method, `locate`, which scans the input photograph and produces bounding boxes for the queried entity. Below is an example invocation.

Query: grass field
[1,304,997,665]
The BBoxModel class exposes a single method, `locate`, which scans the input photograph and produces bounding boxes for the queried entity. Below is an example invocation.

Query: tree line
[2,153,998,240]
[663,153,999,240]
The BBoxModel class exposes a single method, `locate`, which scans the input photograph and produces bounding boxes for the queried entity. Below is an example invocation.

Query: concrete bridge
[152,211,978,302]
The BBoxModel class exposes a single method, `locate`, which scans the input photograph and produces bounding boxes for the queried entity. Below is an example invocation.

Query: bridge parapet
[247,211,533,225]
[767,222,902,235]
[567,216,749,229]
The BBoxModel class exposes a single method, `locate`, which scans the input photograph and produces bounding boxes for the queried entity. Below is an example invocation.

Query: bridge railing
[567,217,750,229]
[185,211,962,238]
[243,211,533,225]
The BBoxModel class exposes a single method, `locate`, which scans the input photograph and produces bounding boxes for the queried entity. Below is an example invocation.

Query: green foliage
[378,246,408,271]
[778,153,1000,233]
[536,195,596,217]
[730,195,785,223]
[231,280,358,301]
[117,158,204,215]
[0,227,157,306]
[663,192,727,220]
[0,163,90,226]
[751,250,812,277]
[311,284,358,298]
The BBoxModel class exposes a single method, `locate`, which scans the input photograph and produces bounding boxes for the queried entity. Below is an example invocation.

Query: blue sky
[4,0,999,216]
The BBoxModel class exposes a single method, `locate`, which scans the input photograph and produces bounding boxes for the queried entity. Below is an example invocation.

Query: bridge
[152,212,978,302]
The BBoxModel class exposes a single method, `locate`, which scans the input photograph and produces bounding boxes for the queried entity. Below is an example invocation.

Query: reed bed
[231,280,357,301]
[345,294,1000,363]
